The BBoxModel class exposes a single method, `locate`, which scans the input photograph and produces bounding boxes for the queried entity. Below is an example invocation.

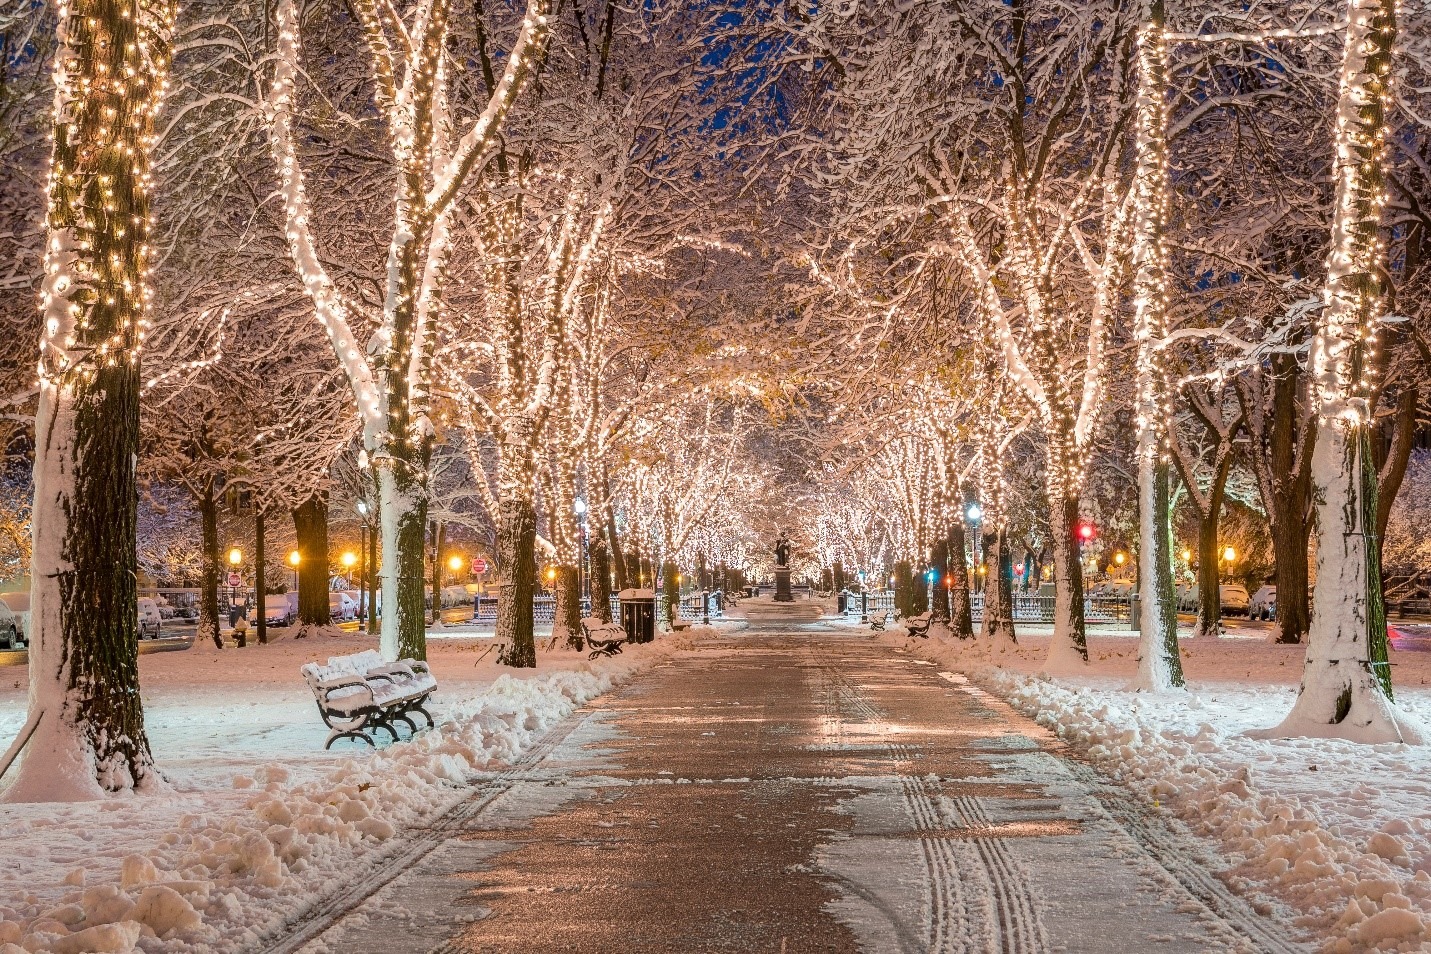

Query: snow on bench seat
[301,650,436,749]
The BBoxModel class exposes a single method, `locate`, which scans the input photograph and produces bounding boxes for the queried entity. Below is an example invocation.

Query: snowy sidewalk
[0,630,696,953]
[296,625,1298,953]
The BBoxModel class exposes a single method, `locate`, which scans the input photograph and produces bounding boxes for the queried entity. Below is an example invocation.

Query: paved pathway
[293,609,1304,954]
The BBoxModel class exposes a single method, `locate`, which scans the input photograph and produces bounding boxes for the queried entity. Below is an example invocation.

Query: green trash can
[619,588,656,644]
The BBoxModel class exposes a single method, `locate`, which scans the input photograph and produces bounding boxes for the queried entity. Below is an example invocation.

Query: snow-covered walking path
[295,609,1298,953]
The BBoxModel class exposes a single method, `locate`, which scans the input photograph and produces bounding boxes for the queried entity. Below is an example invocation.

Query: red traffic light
[1077,522,1096,541]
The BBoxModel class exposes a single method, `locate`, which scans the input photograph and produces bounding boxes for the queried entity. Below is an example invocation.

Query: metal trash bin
[618,588,656,644]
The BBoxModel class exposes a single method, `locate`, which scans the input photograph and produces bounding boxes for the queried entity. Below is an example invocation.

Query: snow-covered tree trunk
[1127,0,1184,691]
[1269,0,1422,743]
[8,0,176,801]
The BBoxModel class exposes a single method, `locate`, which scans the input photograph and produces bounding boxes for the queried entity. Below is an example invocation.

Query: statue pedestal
[773,567,794,602]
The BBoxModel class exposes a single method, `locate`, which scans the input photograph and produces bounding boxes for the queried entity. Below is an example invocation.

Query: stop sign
[471,558,489,575]
[227,572,242,587]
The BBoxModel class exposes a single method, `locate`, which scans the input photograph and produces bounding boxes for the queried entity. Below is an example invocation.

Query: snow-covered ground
[874,621,1431,952]
[0,627,697,953]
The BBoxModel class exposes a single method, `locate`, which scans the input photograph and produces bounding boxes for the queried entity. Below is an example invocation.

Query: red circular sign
[471,558,489,574]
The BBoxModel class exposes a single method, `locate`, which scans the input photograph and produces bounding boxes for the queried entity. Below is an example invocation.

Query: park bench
[581,617,627,659]
[869,611,890,632]
[904,612,932,639]
[301,650,436,749]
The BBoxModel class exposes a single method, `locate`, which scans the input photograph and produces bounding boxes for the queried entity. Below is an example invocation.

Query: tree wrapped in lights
[264,0,550,661]
[1127,0,1185,691]
[1268,0,1423,742]
[10,0,178,799]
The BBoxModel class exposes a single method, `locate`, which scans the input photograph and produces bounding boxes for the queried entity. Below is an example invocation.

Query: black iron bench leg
[408,702,434,729]
[326,728,375,749]
[391,712,418,734]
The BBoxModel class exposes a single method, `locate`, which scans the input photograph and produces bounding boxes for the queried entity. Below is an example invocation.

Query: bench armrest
[311,673,368,692]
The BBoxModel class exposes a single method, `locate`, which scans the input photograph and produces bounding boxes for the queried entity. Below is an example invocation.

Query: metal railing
[471,592,725,624]
[838,589,1132,624]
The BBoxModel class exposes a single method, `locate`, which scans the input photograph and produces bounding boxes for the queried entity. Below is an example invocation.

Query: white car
[137,597,163,639]
[0,592,28,649]
[329,591,357,622]
[264,594,297,627]
[1250,585,1277,621]
[1218,584,1251,616]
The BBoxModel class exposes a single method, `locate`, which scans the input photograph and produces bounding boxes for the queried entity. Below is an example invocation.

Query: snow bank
[0,635,686,953]
[892,630,1431,952]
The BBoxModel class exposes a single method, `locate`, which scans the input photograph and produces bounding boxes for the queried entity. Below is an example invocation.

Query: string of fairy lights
[38,0,177,391]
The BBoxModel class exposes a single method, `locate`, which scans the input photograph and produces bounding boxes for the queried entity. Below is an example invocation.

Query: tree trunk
[495,496,537,667]
[1375,388,1418,541]
[377,461,429,661]
[553,564,582,644]
[1195,499,1224,638]
[1127,0,1184,691]
[661,560,680,629]
[292,494,331,632]
[1046,492,1088,670]
[589,525,613,622]
[8,0,174,800]
[198,479,222,649]
[929,540,950,622]
[947,524,975,639]
[893,561,915,618]
[255,509,267,646]
[1133,458,1184,689]
[981,527,1016,645]
[1270,0,1420,743]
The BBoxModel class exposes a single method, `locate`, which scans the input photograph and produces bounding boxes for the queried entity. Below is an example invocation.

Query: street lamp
[1114,552,1126,567]
[227,548,244,628]
[1223,546,1236,563]
[341,551,357,570]
[447,554,464,573]
[965,502,983,522]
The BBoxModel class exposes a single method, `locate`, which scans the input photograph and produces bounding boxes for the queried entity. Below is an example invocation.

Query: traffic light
[1077,521,1096,543]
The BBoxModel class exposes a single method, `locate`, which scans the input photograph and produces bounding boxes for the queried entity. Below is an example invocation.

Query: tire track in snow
[820,662,1049,953]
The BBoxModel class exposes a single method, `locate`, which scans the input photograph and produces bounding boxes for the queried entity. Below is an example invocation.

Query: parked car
[1218,584,1251,616]
[0,592,28,649]
[1250,584,1277,621]
[264,594,297,627]
[137,597,163,639]
[440,584,469,608]
[329,591,357,622]
[1175,584,1198,613]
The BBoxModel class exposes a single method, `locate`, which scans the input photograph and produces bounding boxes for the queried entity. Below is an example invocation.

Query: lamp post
[288,549,300,598]
[356,500,370,631]
[1220,545,1236,583]
[227,547,244,638]
[965,502,984,588]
